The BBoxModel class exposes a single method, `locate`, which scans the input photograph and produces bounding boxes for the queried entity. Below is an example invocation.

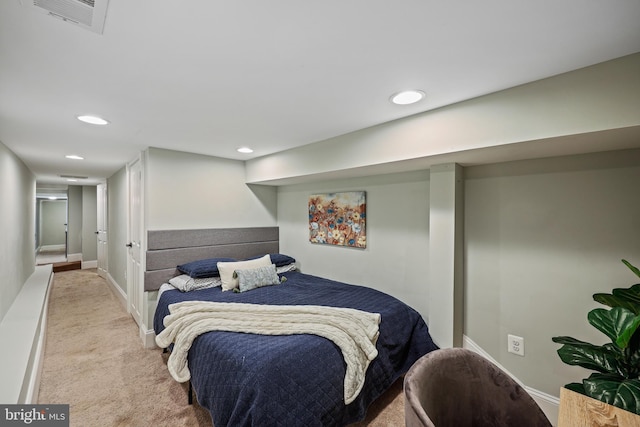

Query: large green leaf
[552,336,622,374]
[592,260,640,314]
[588,307,640,349]
[622,259,640,279]
[593,293,640,314]
[613,283,640,306]
[627,346,640,378]
[616,313,640,350]
[583,373,640,415]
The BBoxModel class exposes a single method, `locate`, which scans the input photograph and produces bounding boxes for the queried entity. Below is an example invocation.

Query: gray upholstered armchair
[404,348,552,427]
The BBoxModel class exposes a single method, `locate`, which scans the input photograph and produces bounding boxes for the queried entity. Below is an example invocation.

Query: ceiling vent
[60,174,88,179]
[31,0,110,34]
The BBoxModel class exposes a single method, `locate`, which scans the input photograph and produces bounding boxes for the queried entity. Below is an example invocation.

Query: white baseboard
[142,328,157,349]
[462,335,559,426]
[106,273,127,310]
[82,260,97,269]
[104,274,156,348]
[67,253,82,262]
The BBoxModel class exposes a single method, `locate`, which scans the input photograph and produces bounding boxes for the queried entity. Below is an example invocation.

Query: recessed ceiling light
[390,90,425,105]
[65,155,84,160]
[237,147,254,154]
[77,115,109,125]
[66,179,78,182]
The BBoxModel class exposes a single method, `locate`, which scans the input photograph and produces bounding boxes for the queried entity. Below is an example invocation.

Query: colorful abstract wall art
[308,191,366,248]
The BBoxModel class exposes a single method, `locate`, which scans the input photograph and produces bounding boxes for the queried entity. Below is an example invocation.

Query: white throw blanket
[155,301,381,404]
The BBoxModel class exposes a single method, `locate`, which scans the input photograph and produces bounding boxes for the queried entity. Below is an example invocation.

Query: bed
[148,228,438,426]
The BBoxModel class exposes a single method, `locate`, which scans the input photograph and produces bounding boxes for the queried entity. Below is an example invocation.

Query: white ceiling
[1,0,639,187]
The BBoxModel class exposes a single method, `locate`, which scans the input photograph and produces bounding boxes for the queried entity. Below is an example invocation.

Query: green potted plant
[552,259,640,416]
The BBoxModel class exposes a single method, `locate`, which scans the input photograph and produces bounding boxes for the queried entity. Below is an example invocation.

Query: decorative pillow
[177,257,236,278]
[168,274,222,292]
[234,264,281,293]
[246,253,296,267]
[218,255,272,291]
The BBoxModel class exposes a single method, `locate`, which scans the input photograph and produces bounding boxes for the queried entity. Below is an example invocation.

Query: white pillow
[218,255,272,291]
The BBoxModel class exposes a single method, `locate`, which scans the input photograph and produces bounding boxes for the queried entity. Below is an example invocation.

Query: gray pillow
[234,264,281,293]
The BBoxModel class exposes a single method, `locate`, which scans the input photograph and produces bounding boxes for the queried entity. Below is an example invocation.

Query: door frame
[96,183,108,278]
[126,154,145,328]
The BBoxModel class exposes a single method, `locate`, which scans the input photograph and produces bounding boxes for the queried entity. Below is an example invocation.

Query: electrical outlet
[508,334,525,356]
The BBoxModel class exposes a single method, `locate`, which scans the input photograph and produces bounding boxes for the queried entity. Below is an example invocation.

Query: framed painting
[308,191,366,248]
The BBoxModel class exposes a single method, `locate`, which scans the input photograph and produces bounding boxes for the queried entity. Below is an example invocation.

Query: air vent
[31,0,109,34]
[60,174,88,179]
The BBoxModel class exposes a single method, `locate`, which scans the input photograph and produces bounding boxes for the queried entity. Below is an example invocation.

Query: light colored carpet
[38,269,405,426]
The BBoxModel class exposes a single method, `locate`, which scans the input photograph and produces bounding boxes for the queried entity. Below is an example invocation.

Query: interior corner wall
[81,186,97,262]
[39,200,66,246]
[145,147,277,230]
[107,167,128,292]
[0,140,36,323]
[464,148,640,397]
[140,147,279,332]
[428,163,464,348]
[277,170,431,319]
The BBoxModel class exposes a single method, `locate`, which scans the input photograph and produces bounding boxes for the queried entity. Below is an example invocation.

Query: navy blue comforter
[153,271,438,426]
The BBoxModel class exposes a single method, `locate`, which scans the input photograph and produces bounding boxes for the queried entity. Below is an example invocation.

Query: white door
[96,183,108,278]
[127,158,143,326]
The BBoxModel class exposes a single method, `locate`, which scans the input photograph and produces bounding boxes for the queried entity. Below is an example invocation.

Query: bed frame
[144,226,279,291]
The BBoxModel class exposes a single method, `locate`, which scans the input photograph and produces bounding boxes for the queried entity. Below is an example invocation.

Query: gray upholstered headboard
[144,226,279,291]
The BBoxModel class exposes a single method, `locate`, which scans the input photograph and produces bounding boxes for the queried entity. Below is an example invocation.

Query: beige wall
[146,147,277,230]
[0,140,35,323]
[276,149,640,400]
[39,200,66,246]
[277,170,431,318]
[464,149,640,396]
